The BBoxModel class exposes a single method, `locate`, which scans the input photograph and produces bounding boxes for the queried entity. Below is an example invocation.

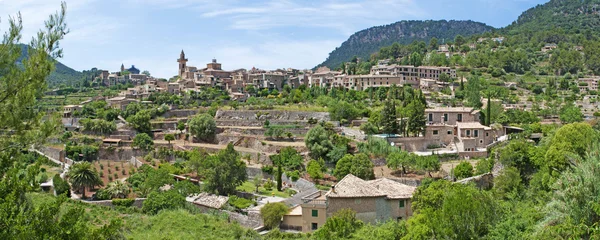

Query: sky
[0,0,547,78]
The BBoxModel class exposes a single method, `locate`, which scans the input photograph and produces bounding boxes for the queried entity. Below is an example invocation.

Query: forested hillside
[17,44,84,87]
[316,20,494,69]
[505,0,600,35]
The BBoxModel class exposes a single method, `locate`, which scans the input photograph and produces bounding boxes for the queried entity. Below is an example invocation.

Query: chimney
[331,185,336,193]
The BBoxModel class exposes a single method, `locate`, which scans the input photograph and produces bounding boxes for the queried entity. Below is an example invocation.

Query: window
[457,114,462,122]
[399,200,405,208]
[428,113,433,122]
[486,132,489,137]
[466,130,471,136]
[447,130,453,135]
[311,223,318,230]
[433,130,439,135]
[480,140,484,144]
[312,209,318,217]
[443,113,448,122]
[474,130,479,137]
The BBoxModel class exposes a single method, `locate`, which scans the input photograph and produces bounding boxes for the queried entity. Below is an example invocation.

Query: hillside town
[6,0,600,239]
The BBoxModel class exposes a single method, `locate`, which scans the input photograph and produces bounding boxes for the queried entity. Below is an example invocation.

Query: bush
[454,161,474,179]
[260,202,289,229]
[52,174,71,197]
[263,179,275,191]
[94,188,111,200]
[142,190,186,214]
[228,195,255,209]
[286,170,300,182]
[112,198,135,207]
[261,165,274,175]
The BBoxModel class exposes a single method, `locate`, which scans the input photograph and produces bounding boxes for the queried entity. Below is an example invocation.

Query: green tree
[415,155,441,177]
[360,122,379,135]
[164,133,175,144]
[188,113,217,142]
[380,100,399,135]
[387,151,413,174]
[406,180,499,239]
[52,174,71,197]
[172,180,202,197]
[535,145,600,239]
[313,209,363,239]
[0,5,123,237]
[127,110,152,134]
[429,37,439,50]
[559,103,583,124]
[454,34,466,46]
[142,190,186,214]
[177,121,186,133]
[453,161,473,179]
[260,202,289,229]
[69,162,104,199]
[133,133,154,151]
[305,125,333,161]
[276,164,283,191]
[270,146,303,171]
[307,159,324,183]
[202,143,247,195]
[334,153,375,180]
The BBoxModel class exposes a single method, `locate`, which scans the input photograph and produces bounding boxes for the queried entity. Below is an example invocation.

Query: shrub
[99,172,104,177]
[94,188,111,200]
[122,169,126,175]
[112,198,135,207]
[52,174,71,197]
[263,179,275,191]
[114,173,118,179]
[115,166,120,171]
[108,176,113,181]
[142,190,186,214]
[228,195,255,209]
[260,202,289,229]
[261,165,274,175]
[100,164,104,170]
[108,169,112,174]
[286,170,300,182]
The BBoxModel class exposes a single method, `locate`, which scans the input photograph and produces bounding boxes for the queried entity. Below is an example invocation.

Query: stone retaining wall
[81,198,146,208]
[215,110,330,121]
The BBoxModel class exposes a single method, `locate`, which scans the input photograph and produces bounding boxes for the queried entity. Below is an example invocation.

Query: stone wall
[162,109,203,118]
[215,110,330,121]
[81,198,146,208]
[98,148,149,161]
[37,146,63,162]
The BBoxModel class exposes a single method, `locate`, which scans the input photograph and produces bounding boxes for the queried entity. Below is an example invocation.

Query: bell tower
[177,50,188,79]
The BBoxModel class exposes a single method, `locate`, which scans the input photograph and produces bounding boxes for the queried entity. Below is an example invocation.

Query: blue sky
[1,0,547,78]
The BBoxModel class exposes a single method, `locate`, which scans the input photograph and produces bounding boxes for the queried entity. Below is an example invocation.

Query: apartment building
[577,77,599,92]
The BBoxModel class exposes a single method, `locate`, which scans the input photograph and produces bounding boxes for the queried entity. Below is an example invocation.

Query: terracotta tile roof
[326,174,415,199]
[425,107,474,113]
[367,178,416,199]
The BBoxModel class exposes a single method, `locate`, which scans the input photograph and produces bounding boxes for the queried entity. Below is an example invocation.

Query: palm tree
[104,180,130,199]
[68,162,103,199]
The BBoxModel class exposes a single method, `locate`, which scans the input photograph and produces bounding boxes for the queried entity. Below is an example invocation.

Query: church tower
[177,50,188,79]
[120,63,125,72]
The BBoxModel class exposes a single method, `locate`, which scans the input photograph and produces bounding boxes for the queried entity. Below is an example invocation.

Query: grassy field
[27,193,257,239]
[236,181,291,198]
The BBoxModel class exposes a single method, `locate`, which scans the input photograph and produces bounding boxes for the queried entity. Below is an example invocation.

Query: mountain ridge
[316,20,495,69]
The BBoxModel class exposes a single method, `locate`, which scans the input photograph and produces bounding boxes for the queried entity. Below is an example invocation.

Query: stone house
[106,96,138,111]
[285,174,416,232]
[63,105,83,118]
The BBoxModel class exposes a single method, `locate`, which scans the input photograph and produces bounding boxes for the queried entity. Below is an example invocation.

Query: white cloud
[197,0,426,34]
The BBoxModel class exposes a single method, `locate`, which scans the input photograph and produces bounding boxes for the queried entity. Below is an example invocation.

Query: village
[30,44,585,233]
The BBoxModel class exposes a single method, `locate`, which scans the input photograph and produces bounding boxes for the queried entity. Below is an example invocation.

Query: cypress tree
[486,94,491,126]
[276,164,283,191]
